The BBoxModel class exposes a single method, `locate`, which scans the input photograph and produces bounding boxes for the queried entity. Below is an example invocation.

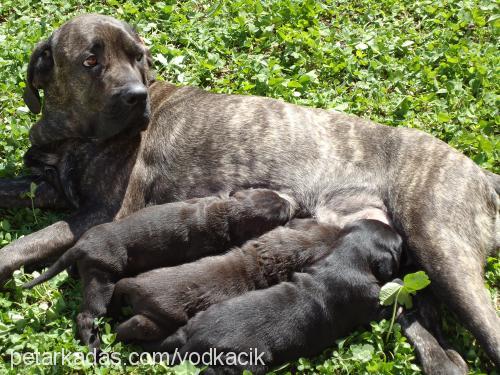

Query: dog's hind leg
[393,183,500,368]
[115,314,166,343]
[421,255,500,368]
[387,135,500,367]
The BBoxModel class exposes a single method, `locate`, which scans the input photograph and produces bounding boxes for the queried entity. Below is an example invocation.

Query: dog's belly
[141,154,391,231]
[316,206,391,228]
[140,85,395,209]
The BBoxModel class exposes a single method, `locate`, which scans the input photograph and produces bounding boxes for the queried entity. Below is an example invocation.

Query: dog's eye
[83,55,98,67]
[136,53,144,62]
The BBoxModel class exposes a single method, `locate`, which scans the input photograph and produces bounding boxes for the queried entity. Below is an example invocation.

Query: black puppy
[110,219,339,342]
[23,188,295,348]
[158,219,403,374]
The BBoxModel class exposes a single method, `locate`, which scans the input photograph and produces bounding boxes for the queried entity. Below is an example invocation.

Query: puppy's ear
[57,152,80,209]
[371,232,403,282]
[23,145,80,209]
[23,38,54,114]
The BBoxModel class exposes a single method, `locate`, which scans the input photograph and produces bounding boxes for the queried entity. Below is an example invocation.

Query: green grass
[0,0,499,373]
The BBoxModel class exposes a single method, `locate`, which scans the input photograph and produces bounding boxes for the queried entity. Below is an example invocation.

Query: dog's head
[340,219,403,282]
[24,14,154,145]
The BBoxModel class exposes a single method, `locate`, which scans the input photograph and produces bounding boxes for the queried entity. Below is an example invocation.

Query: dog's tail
[23,245,83,289]
[483,168,500,195]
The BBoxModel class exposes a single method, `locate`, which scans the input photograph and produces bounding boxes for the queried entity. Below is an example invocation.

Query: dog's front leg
[0,208,111,285]
[0,175,70,209]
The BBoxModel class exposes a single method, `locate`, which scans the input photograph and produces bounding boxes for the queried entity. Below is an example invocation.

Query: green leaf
[380,272,431,310]
[169,361,201,375]
[396,289,413,309]
[287,80,303,88]
[351,344,374,362]
[155,53,169,67]
[403,271,431,293]
[379,282,403,306]
[104,322,111,335]
[437,112,451,122]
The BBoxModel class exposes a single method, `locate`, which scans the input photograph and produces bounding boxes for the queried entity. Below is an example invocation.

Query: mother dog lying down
[0,14,498,372]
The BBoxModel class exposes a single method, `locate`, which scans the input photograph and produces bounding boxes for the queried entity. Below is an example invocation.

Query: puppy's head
[24,14,154,145]
[229,189,293,242]
[341,219,403,282]
[23,142,81,208]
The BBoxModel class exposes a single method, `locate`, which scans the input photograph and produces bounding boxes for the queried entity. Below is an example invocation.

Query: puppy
[23,188,295,348]
[158,219,403,374]
[110,219,340,342]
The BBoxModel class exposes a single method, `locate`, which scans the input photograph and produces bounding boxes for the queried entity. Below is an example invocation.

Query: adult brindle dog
[0,14,498,373]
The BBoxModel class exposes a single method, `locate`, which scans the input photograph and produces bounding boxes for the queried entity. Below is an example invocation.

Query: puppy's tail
[23,245,83,289]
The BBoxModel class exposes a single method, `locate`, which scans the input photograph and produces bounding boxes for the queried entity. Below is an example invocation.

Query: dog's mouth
[92,97,151,139]
[136,101,151,131]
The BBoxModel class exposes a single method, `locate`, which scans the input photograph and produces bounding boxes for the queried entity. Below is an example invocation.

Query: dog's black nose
[121,84,148,107]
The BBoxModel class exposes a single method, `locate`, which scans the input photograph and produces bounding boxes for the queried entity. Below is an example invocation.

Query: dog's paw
[445,349,468,375]
[159,326,188,353]
[0,259,15,288]
[77,312,101,349]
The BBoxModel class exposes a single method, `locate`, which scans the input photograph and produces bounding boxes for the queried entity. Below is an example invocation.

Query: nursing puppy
[110,219,339,342]
[153,219,403,374]
[24,188,295,348]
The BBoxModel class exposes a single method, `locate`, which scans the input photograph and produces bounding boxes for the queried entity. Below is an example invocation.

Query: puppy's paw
[160,326,188,353]
[0,252,16,287]
[77,311,101,349]
[0,266,14,288]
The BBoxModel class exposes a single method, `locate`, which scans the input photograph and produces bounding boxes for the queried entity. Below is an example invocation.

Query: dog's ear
[23,38,54,114]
